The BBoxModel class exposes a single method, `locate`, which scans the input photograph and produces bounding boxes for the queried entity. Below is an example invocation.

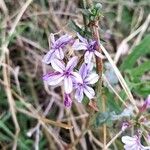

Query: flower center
[88,41,97,52]
[64,71,71,77]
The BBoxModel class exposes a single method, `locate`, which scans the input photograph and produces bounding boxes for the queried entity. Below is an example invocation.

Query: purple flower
[140,95,150,112]
[74,63,99,102]
[122,135,150,150]
[64,93,72,107]
[72,33,104,63]
[43,33,72,64]
[144,95,150,108]
[43,56,82,94]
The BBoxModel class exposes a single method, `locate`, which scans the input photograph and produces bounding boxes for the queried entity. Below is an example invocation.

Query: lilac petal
[84,51,89,63]
[87,63,94,73]
[66,56,78,72]
[55,48,64,59]
[42,50,55,64]
[79,63,88,79]
[85,73,99,84]
[64,94,72,107]
[57,34,72,45]
[122,136,137,145]
[84,85,95,99]
[84,51,93,63]
[75,88,84,102]
[50,33,55,44]
[94,51,105,59]
[79,63,94,79]
[124,145,137,150]
[72,39,87,50]
[64,77,73,94]
[145,95,150,108]
[71,72,83,83]
[51,59,65,73]
[43,72,64,85]
[77,33,88,43]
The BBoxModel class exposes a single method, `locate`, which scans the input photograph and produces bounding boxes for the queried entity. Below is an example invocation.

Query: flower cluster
[42,33,104,107]
[121,135,150,150]
[121,95,150,150]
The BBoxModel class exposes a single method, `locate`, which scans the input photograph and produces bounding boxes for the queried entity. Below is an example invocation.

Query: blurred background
[0,0,150,149]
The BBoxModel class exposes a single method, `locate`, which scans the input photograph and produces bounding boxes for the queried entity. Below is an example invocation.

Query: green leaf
[121,34,150,70]
[0,121,14,138]
[132,81,150,97]
[95,112,113,127]
[127,60,150,77]
[0,132,11,142]
[68,20,91,37]
[68,20,84,34]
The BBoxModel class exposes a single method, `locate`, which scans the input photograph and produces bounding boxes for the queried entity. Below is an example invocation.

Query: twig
[106,130,123,149]
[2,52,20,150]
[102,74,128,107]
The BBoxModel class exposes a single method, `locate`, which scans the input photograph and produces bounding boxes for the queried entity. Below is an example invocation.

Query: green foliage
[121,34,150,70]
[95,111,114,127]
[120,34,150,97]
[127,60,150,77]
[68,20,91,37]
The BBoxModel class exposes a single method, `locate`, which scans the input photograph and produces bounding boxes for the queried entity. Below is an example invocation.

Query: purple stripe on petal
[77,33,88,44]
[75,88,84,102]
[51,59,65,73]
[85,73,99,84]
[56,34,72,48]
[55,48,64,59]
[71,72,83,83]
[66,56,78,72]
[72,39,87,50]
[43,72,64,85]
[84,85,95,99]
[79,63,88,79]
[42,50,55,64]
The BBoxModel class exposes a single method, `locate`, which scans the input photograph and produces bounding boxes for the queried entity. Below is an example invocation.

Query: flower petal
[42,50,55,64]
[72,39,87,50]
[77,33,88,43]
[56,34,72,47]
[94,51,105,59]
[75,88,84,102]
[43,72,64,85]
[66,56,78,72]
[72,72,83,83]
[85,73,99,84]
[55,48,64,59]
[79,63,88,79]
[64,77,73,94]
[79,63,94,79]
[51,59,65,73]
[122,136,137,145]
[84,51,93,63]
[83,85,95,99]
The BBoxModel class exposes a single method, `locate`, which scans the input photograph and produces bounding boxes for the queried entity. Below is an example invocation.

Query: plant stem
[90,20,105,150]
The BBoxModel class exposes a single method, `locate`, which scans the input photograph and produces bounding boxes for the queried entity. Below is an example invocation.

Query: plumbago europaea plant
[42,2,150,150]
